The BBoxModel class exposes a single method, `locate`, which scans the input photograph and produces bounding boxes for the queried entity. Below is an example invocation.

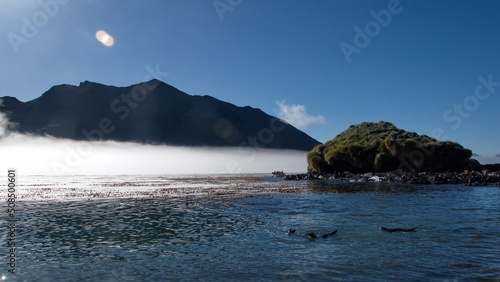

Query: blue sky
[1,0,499,162]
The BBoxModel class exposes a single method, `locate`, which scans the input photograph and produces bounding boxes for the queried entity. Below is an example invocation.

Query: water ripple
[2,177,500,280]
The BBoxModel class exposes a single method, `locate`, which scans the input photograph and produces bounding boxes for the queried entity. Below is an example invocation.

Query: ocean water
[2,175,500,281]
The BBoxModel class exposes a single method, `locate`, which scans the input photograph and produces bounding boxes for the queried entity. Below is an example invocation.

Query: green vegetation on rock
[307,121,480,173]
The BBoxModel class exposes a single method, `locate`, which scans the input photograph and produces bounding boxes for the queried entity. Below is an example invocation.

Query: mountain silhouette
[0,79,320,150]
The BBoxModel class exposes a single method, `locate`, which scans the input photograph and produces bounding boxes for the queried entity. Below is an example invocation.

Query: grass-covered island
[297,122,499,186]
[307,121,480,173]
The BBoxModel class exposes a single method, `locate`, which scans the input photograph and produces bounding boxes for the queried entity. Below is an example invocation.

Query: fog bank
[0,113,307,175]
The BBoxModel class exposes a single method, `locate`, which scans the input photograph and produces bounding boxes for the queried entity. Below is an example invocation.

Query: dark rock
[482,163,500,171]
[283,170,500,187]
[409,173,431,185]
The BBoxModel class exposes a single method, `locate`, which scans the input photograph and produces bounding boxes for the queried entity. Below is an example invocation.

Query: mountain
[0,79,320,150]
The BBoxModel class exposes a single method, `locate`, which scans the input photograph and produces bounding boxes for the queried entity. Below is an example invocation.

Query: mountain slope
[0,79,320,150]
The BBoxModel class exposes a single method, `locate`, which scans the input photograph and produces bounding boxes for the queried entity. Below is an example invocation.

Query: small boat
[272,171,286,177]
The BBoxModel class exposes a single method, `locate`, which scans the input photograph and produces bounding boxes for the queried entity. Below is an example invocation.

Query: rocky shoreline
[284,170,500,187]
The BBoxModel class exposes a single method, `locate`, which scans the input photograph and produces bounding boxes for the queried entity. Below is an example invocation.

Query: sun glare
[95,30,114,47]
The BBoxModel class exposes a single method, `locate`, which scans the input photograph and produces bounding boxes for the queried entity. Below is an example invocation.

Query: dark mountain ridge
[0,79,320,150]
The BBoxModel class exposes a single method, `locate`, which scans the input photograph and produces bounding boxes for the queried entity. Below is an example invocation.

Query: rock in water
[306,230,338,239]
[380,227,416,232]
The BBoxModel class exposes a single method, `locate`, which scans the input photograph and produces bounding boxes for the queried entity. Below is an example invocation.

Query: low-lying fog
[0,113,307,175]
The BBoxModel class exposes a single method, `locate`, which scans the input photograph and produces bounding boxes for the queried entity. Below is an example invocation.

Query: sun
[95,30,114,47]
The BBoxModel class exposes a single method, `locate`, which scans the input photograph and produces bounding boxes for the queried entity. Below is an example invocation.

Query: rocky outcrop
[284,170,500,186]
[307,121,480,173]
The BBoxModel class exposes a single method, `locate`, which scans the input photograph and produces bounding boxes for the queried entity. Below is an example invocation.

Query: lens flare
[95,30,114,47]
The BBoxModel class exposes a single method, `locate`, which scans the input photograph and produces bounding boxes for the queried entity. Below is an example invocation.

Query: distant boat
[272,171,286,177]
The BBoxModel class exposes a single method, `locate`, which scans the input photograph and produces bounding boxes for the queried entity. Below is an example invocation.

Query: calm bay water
[2,175,500,281]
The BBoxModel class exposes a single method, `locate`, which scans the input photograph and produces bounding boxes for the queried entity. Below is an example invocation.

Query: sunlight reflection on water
[1,175,499,280]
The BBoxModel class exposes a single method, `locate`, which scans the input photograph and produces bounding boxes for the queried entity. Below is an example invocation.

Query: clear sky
[1,0,499,162]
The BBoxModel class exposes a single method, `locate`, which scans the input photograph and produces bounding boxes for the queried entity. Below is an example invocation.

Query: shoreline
[5,171,500,202]
[284,170,500,186]
[3,175,304,202]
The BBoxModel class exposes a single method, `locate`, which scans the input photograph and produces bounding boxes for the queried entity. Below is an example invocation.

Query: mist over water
[475,156,500,165]
[0,113,307,175]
